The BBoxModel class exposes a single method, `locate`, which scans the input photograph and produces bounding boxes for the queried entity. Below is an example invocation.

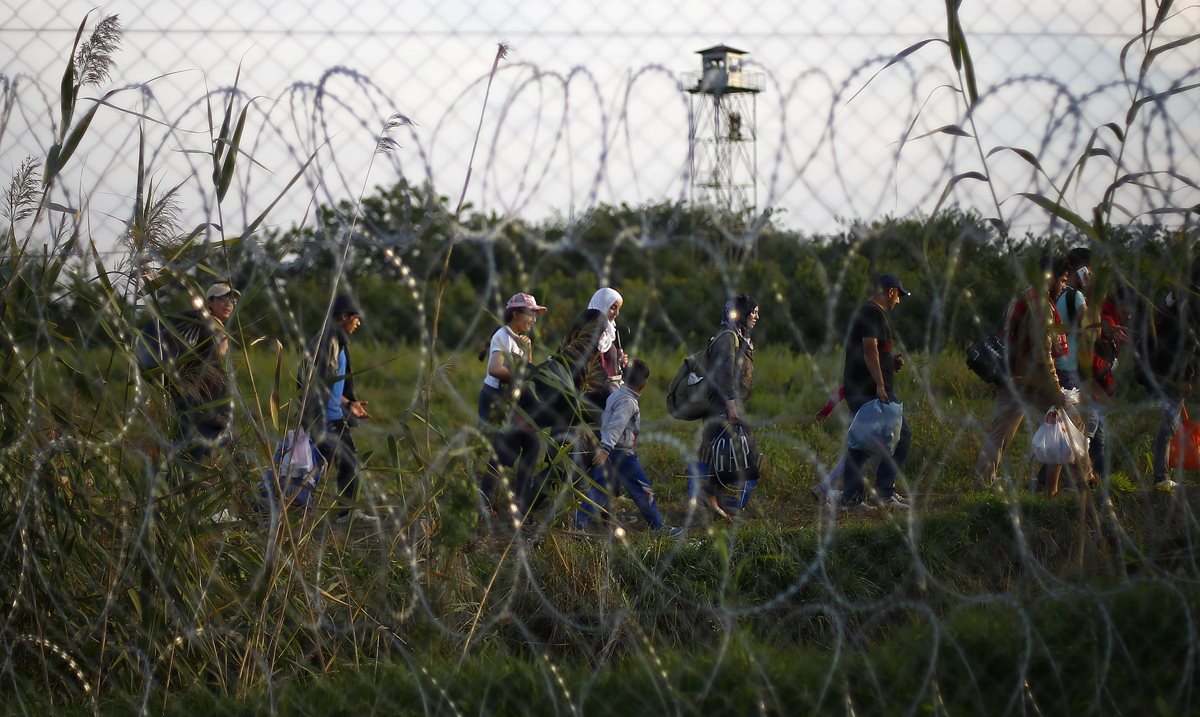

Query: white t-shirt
[483,326,526,389]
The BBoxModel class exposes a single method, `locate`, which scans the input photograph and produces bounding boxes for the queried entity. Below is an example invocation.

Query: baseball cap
[506,292,548,314]
[205,282,241,300]
[878,274,911,297]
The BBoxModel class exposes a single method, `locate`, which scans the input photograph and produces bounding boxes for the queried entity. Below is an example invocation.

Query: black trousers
[315,419,358,513]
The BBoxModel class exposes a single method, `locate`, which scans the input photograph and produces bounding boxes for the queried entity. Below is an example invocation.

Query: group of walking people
[154,245,1196,532]
[975,248,1199,496]
[476,288,763,533]
[149,286,379,525]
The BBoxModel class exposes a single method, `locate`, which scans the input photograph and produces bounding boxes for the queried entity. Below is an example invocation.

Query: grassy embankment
[7,340,1198,715]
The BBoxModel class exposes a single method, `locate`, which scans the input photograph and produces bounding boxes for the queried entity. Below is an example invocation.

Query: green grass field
[7,340,1196,715]
[218,340,1170,524]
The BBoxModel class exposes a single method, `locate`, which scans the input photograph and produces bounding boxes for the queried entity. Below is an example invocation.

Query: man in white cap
[169,282,241,464]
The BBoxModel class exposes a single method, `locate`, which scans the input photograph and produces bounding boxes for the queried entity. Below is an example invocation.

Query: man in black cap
[839,273,913,509]
[300,294,377,525]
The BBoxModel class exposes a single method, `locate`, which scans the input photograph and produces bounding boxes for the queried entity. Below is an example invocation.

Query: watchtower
[682,45,762,217]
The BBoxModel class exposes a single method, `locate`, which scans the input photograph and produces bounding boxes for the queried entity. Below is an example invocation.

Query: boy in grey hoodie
[573,360,681,536]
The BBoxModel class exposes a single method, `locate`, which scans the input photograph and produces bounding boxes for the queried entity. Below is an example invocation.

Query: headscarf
[721,294,758,352]
[587,287,623,353]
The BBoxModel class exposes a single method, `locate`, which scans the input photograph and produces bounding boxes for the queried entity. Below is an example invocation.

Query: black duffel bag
[966,335,1006,385]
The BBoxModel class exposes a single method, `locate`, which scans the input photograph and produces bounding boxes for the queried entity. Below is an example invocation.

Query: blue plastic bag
[847,400,904,454]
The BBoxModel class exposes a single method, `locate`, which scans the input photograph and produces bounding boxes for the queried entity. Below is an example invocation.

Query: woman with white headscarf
[586,287,627,393]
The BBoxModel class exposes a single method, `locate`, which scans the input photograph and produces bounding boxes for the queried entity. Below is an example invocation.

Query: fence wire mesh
[2,1,1200,715]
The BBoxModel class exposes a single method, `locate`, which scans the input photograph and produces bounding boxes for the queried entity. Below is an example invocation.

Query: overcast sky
[3,0,1198,251]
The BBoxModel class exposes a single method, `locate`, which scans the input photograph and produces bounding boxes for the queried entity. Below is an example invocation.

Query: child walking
[574,359,682,536]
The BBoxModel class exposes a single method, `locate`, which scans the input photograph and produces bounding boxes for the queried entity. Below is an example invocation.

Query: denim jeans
[1087,409,1109,480]
[575,450,664,530]
[841,394,912,504]
[1152,396,1185,484]
[687,461,756,510]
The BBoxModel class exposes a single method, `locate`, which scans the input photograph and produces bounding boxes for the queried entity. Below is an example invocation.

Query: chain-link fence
[4,1,1197,242]
[3,2,1200,715]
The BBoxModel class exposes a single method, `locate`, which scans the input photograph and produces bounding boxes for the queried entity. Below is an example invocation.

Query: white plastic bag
[1032,408,1088,464]
[847,400,904,454]
[279,429,315,477]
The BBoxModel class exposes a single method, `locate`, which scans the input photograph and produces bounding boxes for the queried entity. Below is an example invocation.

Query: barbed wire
[2,2,1200,715]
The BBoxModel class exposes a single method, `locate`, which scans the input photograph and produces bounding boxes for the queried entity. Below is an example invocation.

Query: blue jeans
[1152,395,1185,484]
[1087,410,1108,480]
[575,451,664,530]
[841,394,911,504]
[687,461,756,510]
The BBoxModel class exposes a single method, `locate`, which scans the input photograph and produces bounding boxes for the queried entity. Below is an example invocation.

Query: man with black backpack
[140,282,241,523]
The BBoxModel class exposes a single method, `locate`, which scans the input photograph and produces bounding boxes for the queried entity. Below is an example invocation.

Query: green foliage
[231,188,1198,360]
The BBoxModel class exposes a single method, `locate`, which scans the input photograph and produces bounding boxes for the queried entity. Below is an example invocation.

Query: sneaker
[839,499,877,514]
[1155,478,1178,494]
[210,508,236,524]
[335,509,383,527]
[874,494,910,510]
[653,524,686,538]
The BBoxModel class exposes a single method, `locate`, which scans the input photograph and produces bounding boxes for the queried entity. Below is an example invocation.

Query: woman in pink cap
[478,292,547,507]
[478,292,547,425]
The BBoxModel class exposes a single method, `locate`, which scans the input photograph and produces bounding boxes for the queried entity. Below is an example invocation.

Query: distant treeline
[54,180,1198,356]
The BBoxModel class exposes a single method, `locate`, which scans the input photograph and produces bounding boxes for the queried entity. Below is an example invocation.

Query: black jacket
[706,328,753,408]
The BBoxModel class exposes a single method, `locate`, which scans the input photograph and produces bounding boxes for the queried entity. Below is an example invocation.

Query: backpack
[1061,287,1097,376]
[667,330,737,420]
[1062,286,1082,325]
[133,319,174,373]
[965,334,1006,385]
[1091,321,1121,395]
[514,355,583,434]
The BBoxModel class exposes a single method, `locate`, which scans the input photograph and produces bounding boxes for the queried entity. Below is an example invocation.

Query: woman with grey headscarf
[698,294,761,517]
